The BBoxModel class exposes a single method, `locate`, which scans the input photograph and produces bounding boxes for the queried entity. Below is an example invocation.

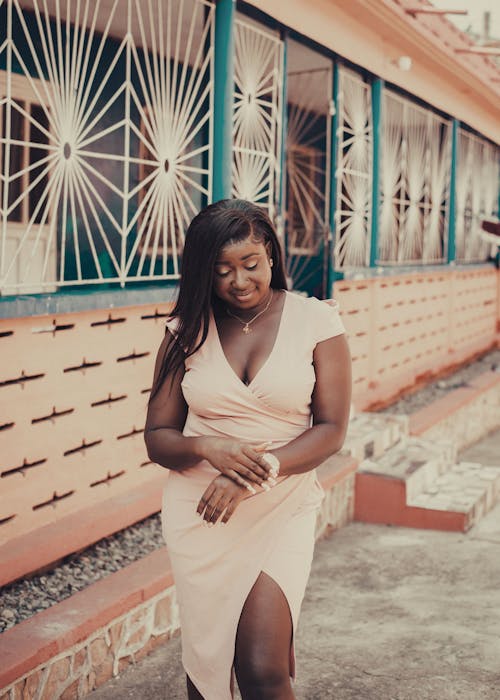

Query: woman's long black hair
[150,199,288,399]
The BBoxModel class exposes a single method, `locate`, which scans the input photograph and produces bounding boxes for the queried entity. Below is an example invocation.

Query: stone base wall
[0,587,178,700]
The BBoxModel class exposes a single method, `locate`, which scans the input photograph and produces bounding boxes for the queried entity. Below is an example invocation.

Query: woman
[145,199,351,700]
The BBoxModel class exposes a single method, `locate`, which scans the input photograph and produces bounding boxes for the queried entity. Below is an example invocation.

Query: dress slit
[234,570,296,684]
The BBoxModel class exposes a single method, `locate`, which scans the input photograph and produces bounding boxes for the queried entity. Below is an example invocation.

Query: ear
[265,240,272,257]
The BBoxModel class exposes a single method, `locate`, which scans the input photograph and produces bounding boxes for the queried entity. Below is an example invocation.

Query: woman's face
[212,235,272,311]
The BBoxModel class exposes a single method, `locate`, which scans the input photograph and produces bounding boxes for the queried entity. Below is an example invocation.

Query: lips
[232,289,254,300]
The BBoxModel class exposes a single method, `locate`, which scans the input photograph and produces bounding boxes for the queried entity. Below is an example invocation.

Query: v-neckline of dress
[212,291,289,389]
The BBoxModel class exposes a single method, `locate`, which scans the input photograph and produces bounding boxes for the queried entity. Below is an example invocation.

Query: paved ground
[90,430,500,700]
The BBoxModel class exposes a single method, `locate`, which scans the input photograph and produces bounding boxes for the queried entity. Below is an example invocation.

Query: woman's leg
[235,572,295,700]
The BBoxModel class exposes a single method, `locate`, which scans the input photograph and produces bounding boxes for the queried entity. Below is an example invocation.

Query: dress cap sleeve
[310,297,345,345]
[165,315,180,337]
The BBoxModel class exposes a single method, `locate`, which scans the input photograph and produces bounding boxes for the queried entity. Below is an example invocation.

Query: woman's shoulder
[284,291,345,342]
[284,290,340,314]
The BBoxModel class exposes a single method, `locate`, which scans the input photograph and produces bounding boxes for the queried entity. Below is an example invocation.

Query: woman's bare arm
[270,333,352,476]
[144,332,205,470]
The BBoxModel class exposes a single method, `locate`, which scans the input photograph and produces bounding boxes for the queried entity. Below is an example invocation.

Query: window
[0,71,56,293]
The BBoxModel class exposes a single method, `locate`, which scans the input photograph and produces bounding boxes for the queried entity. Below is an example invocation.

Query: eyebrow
[215,252,261,264]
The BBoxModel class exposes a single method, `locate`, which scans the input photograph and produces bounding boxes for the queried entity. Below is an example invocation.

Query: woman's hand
[198,436,271,490]
[197,475,248,524]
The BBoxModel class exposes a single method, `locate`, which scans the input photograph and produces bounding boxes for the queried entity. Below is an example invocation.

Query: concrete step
[357,436,456,500]
[353,437,483,532]
[408,462,500,531]
[341,412,409,462]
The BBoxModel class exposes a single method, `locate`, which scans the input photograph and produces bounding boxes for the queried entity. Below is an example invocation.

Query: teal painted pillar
[278,32,288,218]
[447,119,458,263]
[326,61,343,296]
[213,0,236,201]
[370,78,384,268]
[278,32,289,276]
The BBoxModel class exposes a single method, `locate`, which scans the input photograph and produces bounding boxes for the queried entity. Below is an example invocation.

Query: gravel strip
[1,348,499,633]
[0,514,164,633]
[380,348,500,414]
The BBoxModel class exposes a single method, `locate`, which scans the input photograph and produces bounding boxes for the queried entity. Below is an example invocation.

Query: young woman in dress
[144,199,351,700]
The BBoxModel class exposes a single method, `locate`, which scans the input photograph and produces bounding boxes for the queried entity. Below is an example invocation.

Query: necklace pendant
[243,324,251,334]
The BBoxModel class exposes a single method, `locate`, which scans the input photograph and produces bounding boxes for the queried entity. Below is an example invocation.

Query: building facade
[1,0,499,567]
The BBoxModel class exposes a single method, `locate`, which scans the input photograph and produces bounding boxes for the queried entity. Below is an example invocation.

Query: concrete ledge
[0,284,178,320]
[409,371,500,447]
[0,455,358,698]
[354,472,468,532]
[0,549,174,690]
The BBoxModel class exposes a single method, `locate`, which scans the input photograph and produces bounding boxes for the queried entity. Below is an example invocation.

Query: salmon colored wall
[0,304,171,546]
[335,267,499,410]
[1,267,498,570]
[249,0,500,144]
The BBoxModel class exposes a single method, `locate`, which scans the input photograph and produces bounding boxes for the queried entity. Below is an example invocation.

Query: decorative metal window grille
[232,16,282,218]
[455,129,499,263]
[0,0,214,295]
[333,67,372,270]
[379,90,451,265]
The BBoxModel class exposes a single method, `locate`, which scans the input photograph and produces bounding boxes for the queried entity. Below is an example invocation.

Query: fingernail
[268,477,277,486]
[207,522,214,528]
[261,482,270,492]
[245,483,257,494]
[221,522,227,526]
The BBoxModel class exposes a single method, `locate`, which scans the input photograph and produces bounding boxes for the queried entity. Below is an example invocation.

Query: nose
[232,267,249,289]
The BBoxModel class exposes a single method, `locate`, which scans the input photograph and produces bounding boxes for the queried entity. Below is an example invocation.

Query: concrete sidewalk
[90,431,500,700]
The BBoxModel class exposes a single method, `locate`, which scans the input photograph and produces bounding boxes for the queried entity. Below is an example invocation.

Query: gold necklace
[226,291,274,334]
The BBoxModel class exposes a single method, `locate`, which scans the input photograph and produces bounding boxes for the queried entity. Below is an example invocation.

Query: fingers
[240,447,272,478]
[229,460,267,483]
[197,483,216,517]
[199,490,233,525]
[227,470,257,494]
[253,441,272,452]
[221,499,239,524]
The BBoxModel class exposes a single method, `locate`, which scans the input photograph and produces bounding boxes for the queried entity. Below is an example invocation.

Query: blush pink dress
[161,291,345,699]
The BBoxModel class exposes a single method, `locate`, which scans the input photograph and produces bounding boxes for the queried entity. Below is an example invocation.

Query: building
[1,0,499,613]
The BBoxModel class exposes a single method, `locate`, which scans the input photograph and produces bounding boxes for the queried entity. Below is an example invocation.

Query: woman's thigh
[234,571,294,699]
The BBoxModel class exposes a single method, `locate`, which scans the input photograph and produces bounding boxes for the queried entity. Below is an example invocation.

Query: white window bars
[333,67,372,270]
[379,90,452,265]
[0,0,214,294]
[455,129,499,263]
[232,17,282,219]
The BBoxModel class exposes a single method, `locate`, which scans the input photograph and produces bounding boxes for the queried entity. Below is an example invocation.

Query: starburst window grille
[232,17,282,217]
[455,129,499,263]
[378,90,451,265]
[333,67,372,270]
[0,0,214,295]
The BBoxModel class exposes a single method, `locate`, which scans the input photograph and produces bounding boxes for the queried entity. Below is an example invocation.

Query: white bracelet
[263,452,280,479]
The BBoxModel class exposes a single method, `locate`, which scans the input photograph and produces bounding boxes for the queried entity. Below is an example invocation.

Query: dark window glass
[7,102,24,222]
[29,104,49,224]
